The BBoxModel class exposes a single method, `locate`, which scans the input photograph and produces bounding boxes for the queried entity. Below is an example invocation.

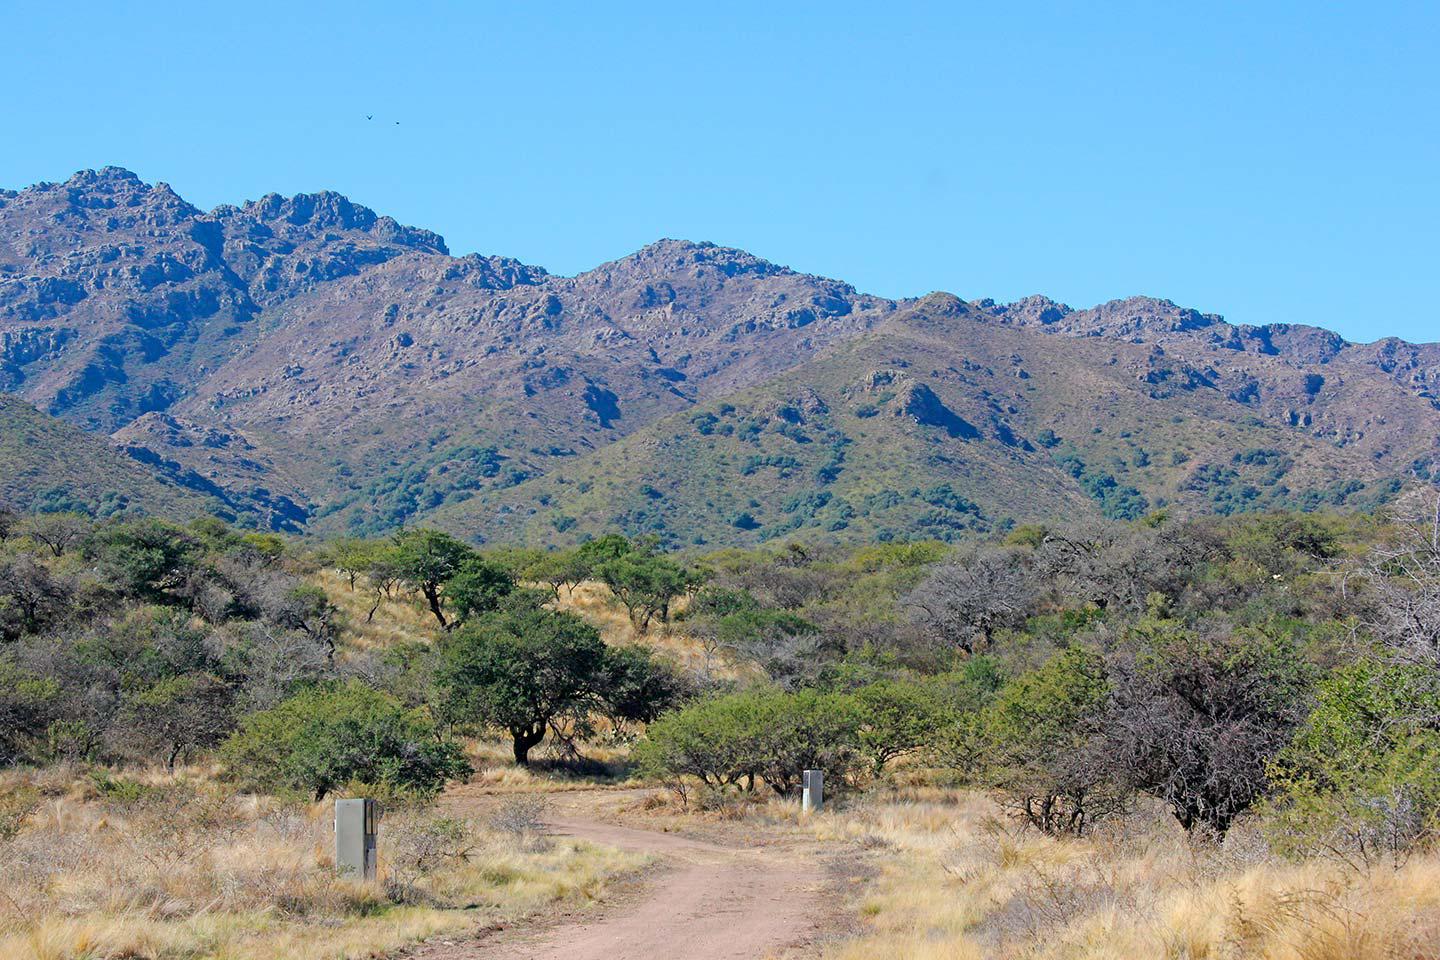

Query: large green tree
[390,529,476,628]
[435,606,608,764]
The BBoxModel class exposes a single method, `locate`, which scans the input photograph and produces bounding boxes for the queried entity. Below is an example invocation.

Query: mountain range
[3,166,1437,546]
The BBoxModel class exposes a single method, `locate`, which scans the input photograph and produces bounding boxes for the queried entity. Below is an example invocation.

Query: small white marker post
[335,798,377,881]
[802,769,823,814]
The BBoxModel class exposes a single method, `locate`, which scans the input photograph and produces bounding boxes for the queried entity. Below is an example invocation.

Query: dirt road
[413,792,831,960]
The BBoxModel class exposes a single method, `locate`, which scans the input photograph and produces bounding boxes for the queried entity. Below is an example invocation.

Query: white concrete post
[802,769,823,813]
[335,798,377,881]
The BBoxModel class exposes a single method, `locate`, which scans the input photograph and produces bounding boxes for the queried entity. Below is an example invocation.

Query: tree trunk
[511,723,546,765]
[423,584,448,629]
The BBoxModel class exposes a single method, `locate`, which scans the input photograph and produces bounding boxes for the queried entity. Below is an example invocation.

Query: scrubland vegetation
[4,497,1440,958]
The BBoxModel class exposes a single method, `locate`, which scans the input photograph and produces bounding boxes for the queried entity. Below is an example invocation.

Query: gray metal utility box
[335,798,377,881]
[802,769,824,813]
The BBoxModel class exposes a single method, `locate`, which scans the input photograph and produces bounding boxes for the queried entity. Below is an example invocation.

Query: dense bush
[1267,657,1440,866]
[966,646,1126,836]
[1105,613,1315,835]
[637,687,864,798]
[221,681,469,800]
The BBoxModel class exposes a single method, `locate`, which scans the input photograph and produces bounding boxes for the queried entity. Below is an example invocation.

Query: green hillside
[0,394,212,518]
[425,303,1409,548]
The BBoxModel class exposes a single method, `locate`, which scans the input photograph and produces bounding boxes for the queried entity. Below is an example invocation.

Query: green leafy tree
[573,534,636,578]
[525,550,588,599]
[446,558,516,623]
[851,679,942,775]
[435,607,608,764]
[86,518,201,603]
[221,682,469,800]
[971,646,1121,835]
[326,536,382,590]
[1267,658,1440,866]
[391,529,476,628]
[599,551,701,633]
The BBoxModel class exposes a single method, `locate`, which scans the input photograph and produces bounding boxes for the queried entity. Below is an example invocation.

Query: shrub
[0,785,40,840]
[114,672,235,769]
[636,687,860,798]
[1267,657,1440,867]
[221,681,469,800]
[968,646,1124,835]
[487,795,550,851]
[383,813,476,903]
[86,518,201,603]
[1105,617,1314,836]
[0,655,59,765]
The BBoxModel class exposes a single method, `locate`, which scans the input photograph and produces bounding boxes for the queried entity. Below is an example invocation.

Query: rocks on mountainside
[2,166,1438,539]
[112,412,311,532]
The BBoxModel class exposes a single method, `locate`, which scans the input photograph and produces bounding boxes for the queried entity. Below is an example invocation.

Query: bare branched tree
[905,548,1036,653]
[1356,492,1440,664]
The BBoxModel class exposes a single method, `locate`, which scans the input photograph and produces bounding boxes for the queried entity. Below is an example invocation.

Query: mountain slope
[0,393,212,517]
[423,295,1419,547]
[2,167,1436,539]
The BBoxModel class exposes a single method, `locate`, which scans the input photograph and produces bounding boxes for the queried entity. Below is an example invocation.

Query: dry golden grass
[785,787,1440,960]
[0,765,646,960]
[311,567,439,654]
[555,581,761,682]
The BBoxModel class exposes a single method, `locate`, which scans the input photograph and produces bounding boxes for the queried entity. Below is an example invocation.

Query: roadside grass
[0,764,646,960]
[798,787,1440,960]
[619,780,1440,960]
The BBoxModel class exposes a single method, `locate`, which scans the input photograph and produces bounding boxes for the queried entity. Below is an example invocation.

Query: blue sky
[4,1,1436,342]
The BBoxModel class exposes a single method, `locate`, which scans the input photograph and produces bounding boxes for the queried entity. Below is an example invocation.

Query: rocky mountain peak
[217,190,449,254]
[986,294,1073,326]
[1067,296,1223,337]
[609,239,791,281]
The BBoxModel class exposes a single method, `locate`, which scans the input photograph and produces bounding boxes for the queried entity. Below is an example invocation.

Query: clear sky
[4,1,1437,343]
